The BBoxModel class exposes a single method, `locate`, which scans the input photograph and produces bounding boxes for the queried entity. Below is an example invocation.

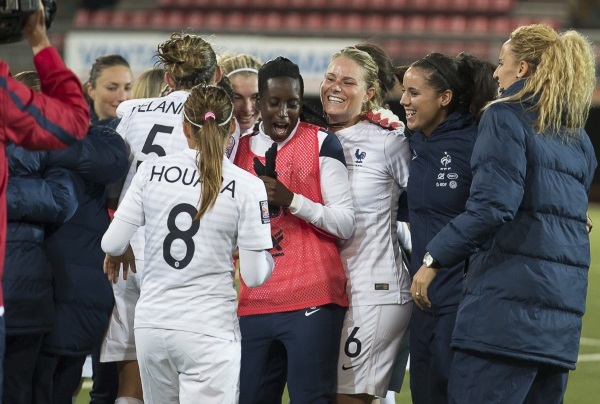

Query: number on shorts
[136,124,174,169]
[163,203,200,270]
[344,327,362,358]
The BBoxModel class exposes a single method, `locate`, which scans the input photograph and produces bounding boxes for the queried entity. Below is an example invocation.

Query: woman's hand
[410,265,438,310]
[104,244,136,284]
[259,176,294,208]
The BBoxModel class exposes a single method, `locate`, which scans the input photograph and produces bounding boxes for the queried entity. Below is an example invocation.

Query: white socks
[379,390,397,404]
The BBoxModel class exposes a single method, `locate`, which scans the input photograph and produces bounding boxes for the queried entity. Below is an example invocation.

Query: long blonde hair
[182,85,234,220]
[488,24,596,137]
[156,33,218,90]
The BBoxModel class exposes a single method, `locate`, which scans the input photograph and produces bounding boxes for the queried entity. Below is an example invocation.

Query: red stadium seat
[450,0,470,12]
[468,16,490,34]
[393,0,410,10]
[470,0,491,12]
[488,16,512,34]
[224,12,246,32]
[489,0,515,13]
[428,16,450,33]
[271,0,289,9]
[148,11,167,29]
[328,13,346,32]
[283,13,304,33]
[364,14,385,33]
[385,15,407,32]
[246,13,267,32]
[203,11,226,31]
[371,0,393,11]
[185,12,205,30]
[73,9,91,28]
[430,0,451,11]
[111,10,131,29]
[304,13,325,32]
[329,0,348,10]
[406,15,427,33]
[346,14,364,33]
[448,16,468,33]
[89,10,112,29]
[264,12,284,31]
[130,11,150,29]
[229,0,249,7]
[165,11,186,30]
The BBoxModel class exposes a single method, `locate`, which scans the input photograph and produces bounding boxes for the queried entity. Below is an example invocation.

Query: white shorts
[336,303,412,397]
[135,327,240,404]
[100,259,143,362]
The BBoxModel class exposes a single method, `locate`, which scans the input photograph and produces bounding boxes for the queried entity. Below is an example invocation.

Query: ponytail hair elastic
[183,108,234,129]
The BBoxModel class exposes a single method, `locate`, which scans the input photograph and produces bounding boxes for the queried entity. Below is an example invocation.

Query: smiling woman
[84,54,133,122]
[399,51,497,404]
[218,53,262,134]
[319,45,413,404]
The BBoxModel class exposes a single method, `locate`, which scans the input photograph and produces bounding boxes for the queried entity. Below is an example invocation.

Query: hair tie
[226,67,259,77]
[183,109,234,129]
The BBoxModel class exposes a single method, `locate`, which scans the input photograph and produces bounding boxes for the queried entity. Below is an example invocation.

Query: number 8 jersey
[114,150,272,340]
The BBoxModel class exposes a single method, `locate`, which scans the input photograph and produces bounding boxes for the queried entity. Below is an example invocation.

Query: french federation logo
[260,200,270,224]
[355,149,366,163]
[441,152,451,167]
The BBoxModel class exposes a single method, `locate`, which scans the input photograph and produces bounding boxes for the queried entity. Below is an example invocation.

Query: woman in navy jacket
[3,143,84,403]
[412,24,597,402]
[400,52,496,404]
[31,121,128,404]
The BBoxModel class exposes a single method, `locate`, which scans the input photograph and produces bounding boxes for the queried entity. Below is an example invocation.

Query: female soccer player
[100,32,223,404]
[102,84,274,403]
[321,45,413,403]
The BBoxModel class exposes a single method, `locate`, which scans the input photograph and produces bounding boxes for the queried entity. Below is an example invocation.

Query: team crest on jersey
[260,200,270,224]
[440,151,451,168]
[354,149,366,164]
[436,151,457,189]
[225,135,236,158]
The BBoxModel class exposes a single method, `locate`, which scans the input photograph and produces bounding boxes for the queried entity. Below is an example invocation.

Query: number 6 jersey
[113,150,272,340]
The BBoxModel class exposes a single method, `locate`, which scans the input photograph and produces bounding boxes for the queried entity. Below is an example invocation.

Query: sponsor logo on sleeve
[260,200,270,224]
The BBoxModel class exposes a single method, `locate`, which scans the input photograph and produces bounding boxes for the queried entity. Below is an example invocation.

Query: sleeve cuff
[288,193,302,213]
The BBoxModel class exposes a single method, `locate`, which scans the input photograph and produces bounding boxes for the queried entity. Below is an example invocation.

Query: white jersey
[115,91,241,260]
[114,149,272,340]
[335,120,412,306]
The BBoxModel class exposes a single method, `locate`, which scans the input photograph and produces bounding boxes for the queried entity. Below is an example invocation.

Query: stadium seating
[71,0,563,64]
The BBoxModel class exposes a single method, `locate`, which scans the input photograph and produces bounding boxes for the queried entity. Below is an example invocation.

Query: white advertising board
[64,32,364,96]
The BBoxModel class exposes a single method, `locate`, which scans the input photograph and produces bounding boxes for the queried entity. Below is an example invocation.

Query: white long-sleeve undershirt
[102,217,274,287]
[251,122,355,239]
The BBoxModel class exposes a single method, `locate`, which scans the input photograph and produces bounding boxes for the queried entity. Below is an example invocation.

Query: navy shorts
[239,304,345,404]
